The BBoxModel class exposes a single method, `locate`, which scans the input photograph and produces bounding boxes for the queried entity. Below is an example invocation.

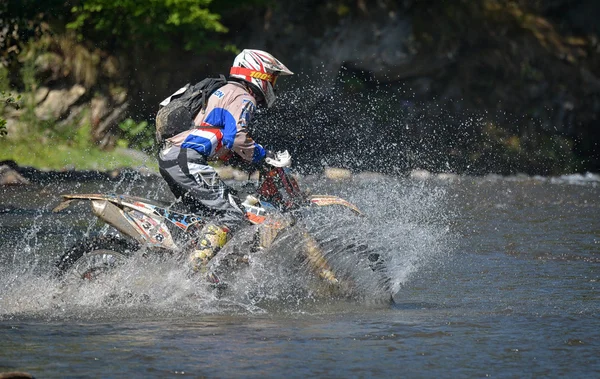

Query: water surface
[1,172,598,377]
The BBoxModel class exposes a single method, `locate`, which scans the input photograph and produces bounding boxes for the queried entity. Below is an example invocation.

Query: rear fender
[55,193,168,218]
[92,200,177,249]
[54,193,202,229]
[53,194,181,249]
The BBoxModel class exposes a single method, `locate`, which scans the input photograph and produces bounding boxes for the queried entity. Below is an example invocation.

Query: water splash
[303,175,457,297]
[0,175,457,319]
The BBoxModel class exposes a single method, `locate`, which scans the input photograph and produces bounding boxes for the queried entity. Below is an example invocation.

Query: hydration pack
[156,75,227,144]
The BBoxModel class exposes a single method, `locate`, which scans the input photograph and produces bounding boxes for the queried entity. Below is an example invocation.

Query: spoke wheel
[56,235,138,281]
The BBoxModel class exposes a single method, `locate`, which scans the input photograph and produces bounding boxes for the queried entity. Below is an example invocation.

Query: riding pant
[158,145,244,231]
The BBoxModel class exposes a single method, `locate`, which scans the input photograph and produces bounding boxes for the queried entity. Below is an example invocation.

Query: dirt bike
[51,166,383,294]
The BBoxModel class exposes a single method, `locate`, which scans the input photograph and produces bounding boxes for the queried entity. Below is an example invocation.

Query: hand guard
[265,150,292,168]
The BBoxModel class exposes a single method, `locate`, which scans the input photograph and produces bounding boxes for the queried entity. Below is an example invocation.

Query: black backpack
[156,75,227,144]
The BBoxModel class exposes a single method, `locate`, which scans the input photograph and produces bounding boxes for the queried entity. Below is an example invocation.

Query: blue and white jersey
[166,81,266,163]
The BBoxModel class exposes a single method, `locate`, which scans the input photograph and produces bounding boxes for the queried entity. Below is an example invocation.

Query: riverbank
[2,1,599,177]
[2,158,598,188]
[0,159,258,186]
[0,136,156,172]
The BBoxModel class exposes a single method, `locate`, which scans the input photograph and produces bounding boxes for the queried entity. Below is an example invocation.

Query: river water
[0,171,598,378]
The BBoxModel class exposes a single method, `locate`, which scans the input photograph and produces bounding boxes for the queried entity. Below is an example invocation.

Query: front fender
[308,195,362,216]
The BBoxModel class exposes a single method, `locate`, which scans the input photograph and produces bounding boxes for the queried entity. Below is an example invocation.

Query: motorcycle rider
[157,49,293,274]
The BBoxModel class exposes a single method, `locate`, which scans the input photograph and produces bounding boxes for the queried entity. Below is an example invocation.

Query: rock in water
[0,165,30,185]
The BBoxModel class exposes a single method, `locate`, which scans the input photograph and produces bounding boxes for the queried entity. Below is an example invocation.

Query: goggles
[230,67,278,86]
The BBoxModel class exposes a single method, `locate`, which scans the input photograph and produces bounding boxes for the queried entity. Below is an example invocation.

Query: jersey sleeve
[228,96,266,163]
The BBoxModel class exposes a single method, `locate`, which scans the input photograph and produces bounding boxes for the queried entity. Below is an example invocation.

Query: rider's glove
[265,150,292,168]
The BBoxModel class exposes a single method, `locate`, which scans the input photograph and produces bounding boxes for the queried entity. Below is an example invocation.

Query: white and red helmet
[230,49,293,108]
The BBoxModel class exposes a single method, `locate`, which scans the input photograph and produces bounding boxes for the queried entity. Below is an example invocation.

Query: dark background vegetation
[1,0,599,175]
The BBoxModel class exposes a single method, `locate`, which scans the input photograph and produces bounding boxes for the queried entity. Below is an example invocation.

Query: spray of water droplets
[0,173,457,319]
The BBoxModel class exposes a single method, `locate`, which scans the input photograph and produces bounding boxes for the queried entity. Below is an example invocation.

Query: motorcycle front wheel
[56,235,139,281]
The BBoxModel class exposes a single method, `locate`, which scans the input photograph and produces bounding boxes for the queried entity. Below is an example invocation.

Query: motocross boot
[189,223,230,273]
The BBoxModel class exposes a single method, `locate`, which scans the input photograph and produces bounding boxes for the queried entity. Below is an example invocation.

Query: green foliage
[0,68,22,137]
[67,0,228,51]
[118,118,156,152]
[73,119,93,148]
[15,53,40,133]
[0,1,59,65]
[1,92,22,115]
[0,66,9,93]
[0,138,158,171]
[1,0,273,59]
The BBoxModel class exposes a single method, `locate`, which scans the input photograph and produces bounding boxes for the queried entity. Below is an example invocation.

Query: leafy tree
[0,92,21,137]
[67,0,228,51]
[1,0,238,57]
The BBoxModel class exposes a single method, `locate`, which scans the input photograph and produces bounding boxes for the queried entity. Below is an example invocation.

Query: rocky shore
[0,160,154,186]
[3,159,598,188]
[0,160,368,187]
